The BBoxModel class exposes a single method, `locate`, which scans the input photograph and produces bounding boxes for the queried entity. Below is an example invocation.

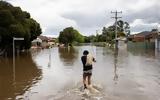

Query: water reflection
[113,48,119,84]
[1,46,160,100]
[0,53,42,100]
[58,47,78,66]
[48,48,51,67]
[31,48,42,58]
[128,48,156,58]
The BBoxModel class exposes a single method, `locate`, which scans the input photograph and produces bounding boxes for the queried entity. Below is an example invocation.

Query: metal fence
[127,41,155,49]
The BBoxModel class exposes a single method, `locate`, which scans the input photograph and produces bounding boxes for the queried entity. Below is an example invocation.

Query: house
[48,37,56,47]
[128,29,158,42]
[128,29,158,49]
[32,35,57,49]
[37,36,50,48]
[32,38,42,47]
[133,31,150,42]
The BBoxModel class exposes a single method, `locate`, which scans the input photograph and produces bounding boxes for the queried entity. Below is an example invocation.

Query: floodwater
[0,46,160,100]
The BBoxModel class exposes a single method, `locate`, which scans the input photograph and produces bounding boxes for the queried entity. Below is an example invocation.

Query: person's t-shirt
[81,55,93,71]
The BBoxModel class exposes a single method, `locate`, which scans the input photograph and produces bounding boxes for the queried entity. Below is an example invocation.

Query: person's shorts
[83,69,92,76]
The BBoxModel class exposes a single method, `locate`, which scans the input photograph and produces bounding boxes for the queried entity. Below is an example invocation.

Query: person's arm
[93,57,96,62]
[81,56,83,63]
[81,56,86,65]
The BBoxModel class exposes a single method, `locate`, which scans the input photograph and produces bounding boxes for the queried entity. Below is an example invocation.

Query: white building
[32,38,42,47]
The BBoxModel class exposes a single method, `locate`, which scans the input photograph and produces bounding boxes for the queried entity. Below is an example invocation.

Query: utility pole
[111,10,122,49]
[96,30,98,34]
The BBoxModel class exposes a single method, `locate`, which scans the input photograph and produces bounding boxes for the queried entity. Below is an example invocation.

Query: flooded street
[0,46,160,100]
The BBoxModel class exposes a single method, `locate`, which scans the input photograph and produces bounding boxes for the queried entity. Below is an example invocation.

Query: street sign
[13,37,24,40]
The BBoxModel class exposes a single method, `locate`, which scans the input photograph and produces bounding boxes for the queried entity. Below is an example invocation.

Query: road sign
[13,37,24,40]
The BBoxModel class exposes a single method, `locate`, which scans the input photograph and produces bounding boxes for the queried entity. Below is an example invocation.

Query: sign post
[13,37,24,83]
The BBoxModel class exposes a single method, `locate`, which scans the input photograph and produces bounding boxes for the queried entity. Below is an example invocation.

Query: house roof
[38,36,48,41]
[32,38,42,43]
[135,31,151,36]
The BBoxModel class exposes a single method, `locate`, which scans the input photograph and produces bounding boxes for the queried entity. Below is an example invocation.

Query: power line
[111,10,122,49]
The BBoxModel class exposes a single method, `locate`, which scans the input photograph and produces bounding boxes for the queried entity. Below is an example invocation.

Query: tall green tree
[102,20,130,44]
[102,26,115,44]
[0,1,42,55]
[58,27,84,45]
[117,20,130,36]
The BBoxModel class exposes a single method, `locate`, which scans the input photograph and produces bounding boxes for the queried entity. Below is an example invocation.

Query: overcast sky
[7,0,160,37]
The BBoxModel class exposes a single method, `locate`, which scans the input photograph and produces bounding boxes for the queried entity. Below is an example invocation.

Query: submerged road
[0,46,160,100]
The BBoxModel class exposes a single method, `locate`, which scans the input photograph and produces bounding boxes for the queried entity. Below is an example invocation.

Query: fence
[127,41,155,49]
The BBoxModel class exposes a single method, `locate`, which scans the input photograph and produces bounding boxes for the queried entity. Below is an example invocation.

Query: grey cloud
[44,27,63,36]
[62,2,160,34]
[131,25,156,33]
[61,10,116,35]
[6,0,160,35]
[62,11,112,28]
[124,4,160,23]
[116,3,160,33]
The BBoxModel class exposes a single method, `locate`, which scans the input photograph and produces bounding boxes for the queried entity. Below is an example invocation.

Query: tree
[84,36,92,43]
[0,1,42,55]
[96,34,106,42]
[117,20,130,37]
[102,20,130,44]
[102,26,115,44]
[58,27,84,46]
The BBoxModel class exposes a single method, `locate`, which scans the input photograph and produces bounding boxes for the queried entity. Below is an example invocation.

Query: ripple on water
[51,82,108,100]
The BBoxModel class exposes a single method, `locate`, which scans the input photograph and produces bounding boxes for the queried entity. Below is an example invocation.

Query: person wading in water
[81,50,96,89]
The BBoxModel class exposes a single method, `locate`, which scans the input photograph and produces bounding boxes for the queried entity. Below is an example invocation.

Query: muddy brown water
[0,46,160,100]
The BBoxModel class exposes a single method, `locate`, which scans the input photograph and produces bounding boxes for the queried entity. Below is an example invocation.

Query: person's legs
[88,74,92,85]
[83,73,87,89]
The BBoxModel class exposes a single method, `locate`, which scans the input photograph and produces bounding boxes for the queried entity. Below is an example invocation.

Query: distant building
[48,37,56,47]
[37,36,49,48]
[32,35,57,49]
[128,29,158,49]
[128,30,158,42]
[31,38,42,48]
